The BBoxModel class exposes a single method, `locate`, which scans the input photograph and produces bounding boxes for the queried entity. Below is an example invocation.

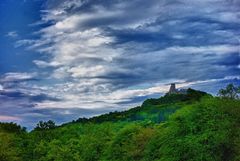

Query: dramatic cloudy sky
[0,0,239,129]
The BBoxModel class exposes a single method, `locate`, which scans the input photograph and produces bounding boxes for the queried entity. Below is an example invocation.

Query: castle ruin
[168,83,177,94]
[168,83,187,94]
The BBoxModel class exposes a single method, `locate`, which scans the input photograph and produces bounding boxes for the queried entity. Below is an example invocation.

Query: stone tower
[168,83,177,94]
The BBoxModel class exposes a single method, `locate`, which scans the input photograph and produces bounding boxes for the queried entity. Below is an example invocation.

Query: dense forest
[0,84,240,161]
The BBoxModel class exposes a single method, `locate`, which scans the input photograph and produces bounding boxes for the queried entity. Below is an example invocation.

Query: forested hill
[1,85,240,161]
[70,88,208,125]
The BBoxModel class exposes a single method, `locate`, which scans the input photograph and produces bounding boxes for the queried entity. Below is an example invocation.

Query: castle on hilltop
[168,83,187,94]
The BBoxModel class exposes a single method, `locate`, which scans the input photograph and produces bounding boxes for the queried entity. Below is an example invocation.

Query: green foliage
[144,98,240,161]
[105,124,154,161]
[0,122,26,133]
[0,133,22,161]
[0,88,240,161]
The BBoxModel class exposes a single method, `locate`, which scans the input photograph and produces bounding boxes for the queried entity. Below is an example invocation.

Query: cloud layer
[1,0,240,129]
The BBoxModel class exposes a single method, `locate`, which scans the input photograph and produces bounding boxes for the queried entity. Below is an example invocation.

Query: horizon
[0,86,225,130]
[0,0,240,129]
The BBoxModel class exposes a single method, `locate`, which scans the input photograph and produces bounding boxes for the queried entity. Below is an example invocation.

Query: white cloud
[28,24,120,80]
[51,67,70,79]
[160,44,239,55]
[68,65,107,78]
[0,72,37,82]
[208,11,240,23]
[33,28,116,65]
[6,31,18,38]
[55,15,81,30]
[33,60,61,68]
[9,0,240,124]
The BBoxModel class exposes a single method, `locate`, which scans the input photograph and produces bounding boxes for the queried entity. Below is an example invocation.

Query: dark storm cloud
[0,90,59,102]
[215,53,240,67]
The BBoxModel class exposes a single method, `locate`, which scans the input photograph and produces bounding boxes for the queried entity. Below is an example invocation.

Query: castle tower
[168,83,177,94]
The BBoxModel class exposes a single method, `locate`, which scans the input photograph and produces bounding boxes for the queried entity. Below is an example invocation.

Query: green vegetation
[0,85,240,161]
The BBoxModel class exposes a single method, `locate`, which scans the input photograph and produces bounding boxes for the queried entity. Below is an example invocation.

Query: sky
[0,0,239,129]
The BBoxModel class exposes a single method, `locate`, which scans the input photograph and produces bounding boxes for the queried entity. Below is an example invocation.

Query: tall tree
[34,120,56,131]
[218,84,240,99]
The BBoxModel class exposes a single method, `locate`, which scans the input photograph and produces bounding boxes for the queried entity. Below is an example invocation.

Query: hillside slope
[0,89,240,161]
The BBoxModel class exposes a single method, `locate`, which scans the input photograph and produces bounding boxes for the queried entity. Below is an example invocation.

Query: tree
[34,120,56,131]
[0,122,26,133]
[218,84,240,99]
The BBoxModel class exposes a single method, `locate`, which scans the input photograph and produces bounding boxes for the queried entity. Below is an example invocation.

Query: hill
[0,88,240,161]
